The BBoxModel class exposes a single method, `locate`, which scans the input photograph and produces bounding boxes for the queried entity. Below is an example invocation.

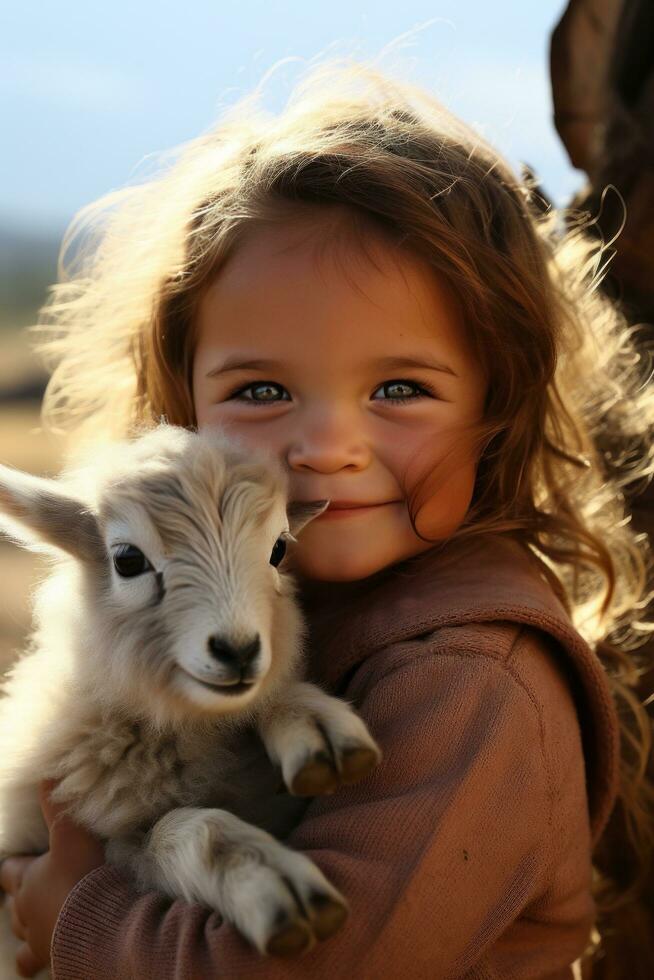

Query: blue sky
[1,1,576,235]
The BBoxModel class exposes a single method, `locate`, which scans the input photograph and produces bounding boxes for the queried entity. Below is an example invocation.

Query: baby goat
[0,423,381,971]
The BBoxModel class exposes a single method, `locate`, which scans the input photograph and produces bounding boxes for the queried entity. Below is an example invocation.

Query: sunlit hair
[31,58,654,971]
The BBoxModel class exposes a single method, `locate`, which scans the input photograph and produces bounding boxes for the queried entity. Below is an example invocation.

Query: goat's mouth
[177,667,258,697]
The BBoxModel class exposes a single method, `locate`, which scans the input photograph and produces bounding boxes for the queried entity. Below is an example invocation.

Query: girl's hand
[0,780,105,978]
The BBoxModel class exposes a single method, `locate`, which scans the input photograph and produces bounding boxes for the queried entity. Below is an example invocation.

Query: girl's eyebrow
[206,358,280,378]
[369,355,458,377]
[206,354,457,378]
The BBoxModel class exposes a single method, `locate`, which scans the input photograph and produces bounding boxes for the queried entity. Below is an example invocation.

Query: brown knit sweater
[50,535,620,979]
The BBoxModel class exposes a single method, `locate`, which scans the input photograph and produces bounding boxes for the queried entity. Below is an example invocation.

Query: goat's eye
[113,544,152,578]
[269,537,287,568]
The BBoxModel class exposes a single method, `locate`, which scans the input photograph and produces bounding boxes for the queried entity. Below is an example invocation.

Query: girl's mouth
[316,501,399,520]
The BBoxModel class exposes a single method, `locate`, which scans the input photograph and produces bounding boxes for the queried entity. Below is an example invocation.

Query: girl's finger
[38,778,62,830]
[38,784,105,861]
[39,782,86,847]
[16,942,43,979]
[6,895,27,941]
[0,857,33,896]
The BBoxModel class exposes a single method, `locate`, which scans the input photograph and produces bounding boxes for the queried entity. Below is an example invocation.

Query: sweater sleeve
[51,650,553,980]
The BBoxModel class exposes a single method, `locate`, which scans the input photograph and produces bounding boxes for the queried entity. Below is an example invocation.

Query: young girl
[2,58,653,979]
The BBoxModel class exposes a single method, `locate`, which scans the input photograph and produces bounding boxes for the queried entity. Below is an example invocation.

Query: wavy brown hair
[31,59,654,974]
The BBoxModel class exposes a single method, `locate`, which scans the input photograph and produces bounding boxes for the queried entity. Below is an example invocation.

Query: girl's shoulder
[307,535,620,846]
[344,619,579,744]
[310,533,592,688]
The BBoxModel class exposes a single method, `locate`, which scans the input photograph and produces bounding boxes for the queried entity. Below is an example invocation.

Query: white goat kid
[0,423,381,972]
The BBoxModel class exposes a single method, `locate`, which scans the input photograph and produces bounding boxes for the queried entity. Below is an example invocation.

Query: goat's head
[0,423,327,723]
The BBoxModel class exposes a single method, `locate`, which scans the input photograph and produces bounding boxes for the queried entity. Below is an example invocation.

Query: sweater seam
[505,626,557,894]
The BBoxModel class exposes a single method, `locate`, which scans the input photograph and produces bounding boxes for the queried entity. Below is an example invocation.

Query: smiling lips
[317,500,399,519]
[328,500,387,508]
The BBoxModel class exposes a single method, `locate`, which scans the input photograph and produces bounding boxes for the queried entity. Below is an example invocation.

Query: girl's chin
[289,537,432,583]
[288,544,382,582]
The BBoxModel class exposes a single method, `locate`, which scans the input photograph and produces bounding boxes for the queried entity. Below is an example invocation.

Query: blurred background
[3,0,653,680]
[2,1,654,971]
[0,0,579,672]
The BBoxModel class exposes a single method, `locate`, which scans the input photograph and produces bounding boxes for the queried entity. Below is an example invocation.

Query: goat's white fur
[0,423,381,975]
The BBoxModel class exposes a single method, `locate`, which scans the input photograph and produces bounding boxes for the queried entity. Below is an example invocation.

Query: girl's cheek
[413,460,477,540]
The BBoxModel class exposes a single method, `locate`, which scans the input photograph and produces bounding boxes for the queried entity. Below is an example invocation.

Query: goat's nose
[207,633,261,670]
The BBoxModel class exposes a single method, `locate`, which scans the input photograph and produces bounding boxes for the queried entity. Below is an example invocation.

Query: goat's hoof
[308,890,348,940]
[265,916,313,956]
[338,744,380,784]
[290,751,339,796]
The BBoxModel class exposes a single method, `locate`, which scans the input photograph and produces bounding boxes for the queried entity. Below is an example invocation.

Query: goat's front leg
[106,806,347,957]
[257,682,382,796]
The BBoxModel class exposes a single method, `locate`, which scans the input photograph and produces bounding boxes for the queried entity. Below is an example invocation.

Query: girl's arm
[23,636,591,977]
[0,781,106,976]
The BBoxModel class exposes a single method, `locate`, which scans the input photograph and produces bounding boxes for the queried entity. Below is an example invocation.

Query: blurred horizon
[2,1,576,242]
[0,0,583,673]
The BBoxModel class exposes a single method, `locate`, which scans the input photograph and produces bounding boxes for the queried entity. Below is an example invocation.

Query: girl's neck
[296,565,381,609]
[295,547,432,616]
[295,534,488,616]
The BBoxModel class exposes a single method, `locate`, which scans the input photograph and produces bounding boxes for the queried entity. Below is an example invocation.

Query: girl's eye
[229,382,290,405]
[269,537,287,567]
[228,378,436,406]
[113,544,152,578]
[372,379,436,404]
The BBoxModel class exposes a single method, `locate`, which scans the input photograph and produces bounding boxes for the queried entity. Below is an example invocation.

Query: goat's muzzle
[207,633,261,682]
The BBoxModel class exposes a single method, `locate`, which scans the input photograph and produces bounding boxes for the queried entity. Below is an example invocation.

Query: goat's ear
[287,499,330,537]
[0,463,105,563]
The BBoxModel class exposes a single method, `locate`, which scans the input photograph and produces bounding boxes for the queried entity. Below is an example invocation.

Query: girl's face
[192,211,488,582]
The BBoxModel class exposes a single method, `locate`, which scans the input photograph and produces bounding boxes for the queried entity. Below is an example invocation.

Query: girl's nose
[286,410,371,473]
